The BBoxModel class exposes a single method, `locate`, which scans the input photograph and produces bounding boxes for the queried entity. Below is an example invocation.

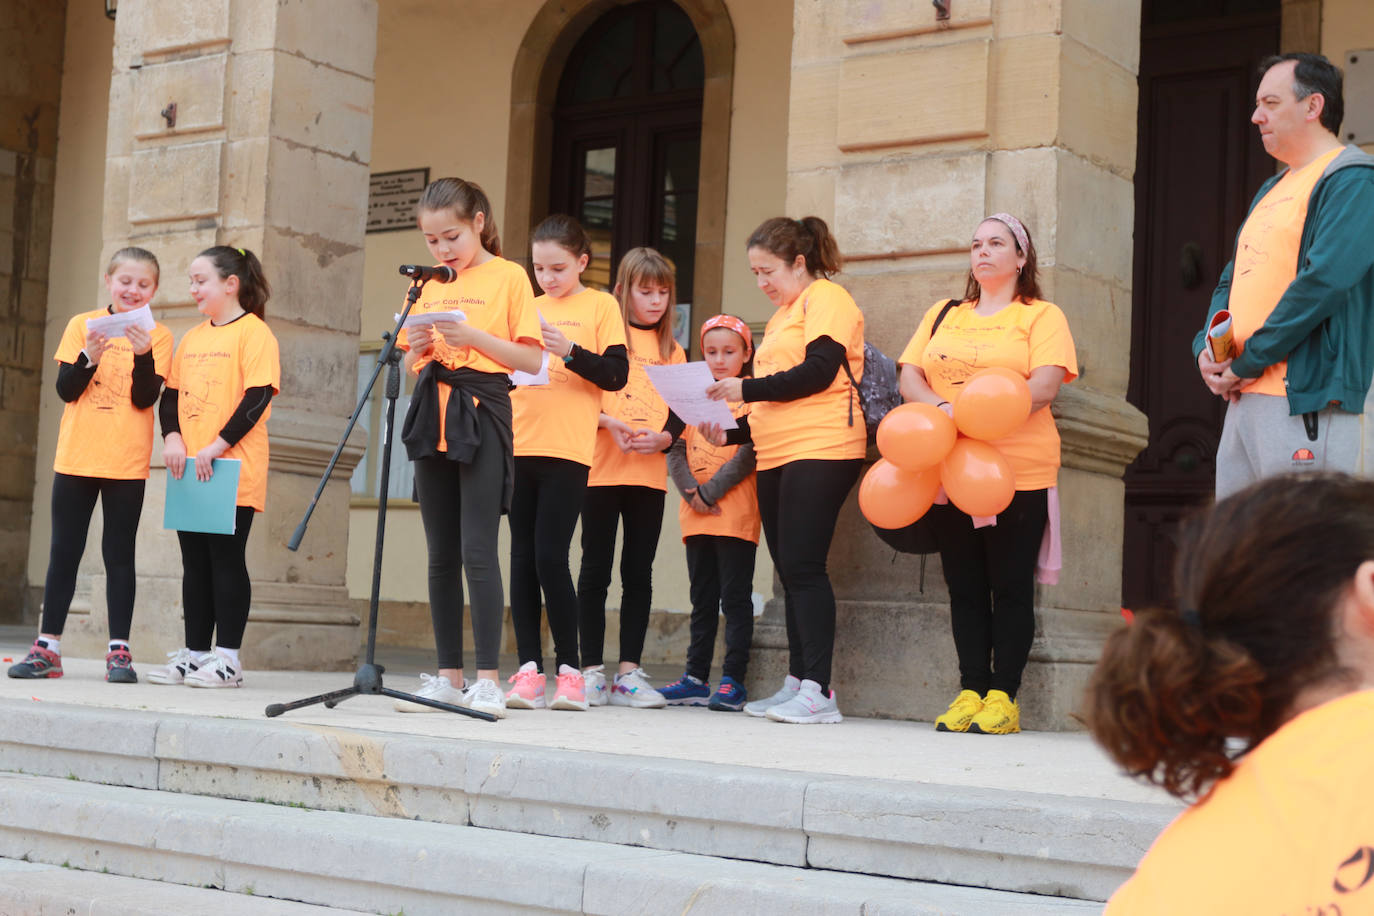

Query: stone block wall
[0,1,66,623]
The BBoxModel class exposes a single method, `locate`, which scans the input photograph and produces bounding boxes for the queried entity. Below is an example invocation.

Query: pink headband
[984,213,1030,254]
[700,314,752,351]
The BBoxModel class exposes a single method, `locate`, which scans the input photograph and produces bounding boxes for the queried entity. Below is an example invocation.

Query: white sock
[108,640,129,653]
[214,646,241,669]
[36,637,60,654]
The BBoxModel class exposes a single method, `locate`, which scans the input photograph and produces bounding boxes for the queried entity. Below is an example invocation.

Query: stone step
[0,699,1176,902]
[0,856,367,914]
[0,773,1099,915]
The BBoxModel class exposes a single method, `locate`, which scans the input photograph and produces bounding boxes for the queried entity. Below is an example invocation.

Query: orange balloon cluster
[859,368,1032,529]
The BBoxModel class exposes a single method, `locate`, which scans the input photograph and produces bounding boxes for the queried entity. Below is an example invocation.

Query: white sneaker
[461,678,507,718]
[764,679,843,724]
[609,667,666,708]
[744,675,802,718]
[394,673,465,712]
[184,652,243,689]
[146,648,211,685]
[583,665,609,706]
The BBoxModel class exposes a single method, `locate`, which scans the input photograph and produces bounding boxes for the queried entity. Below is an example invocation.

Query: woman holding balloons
[894,213,1076,735]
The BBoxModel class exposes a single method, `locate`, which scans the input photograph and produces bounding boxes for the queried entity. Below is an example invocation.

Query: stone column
[0,2,65,623]
[748,0,1148,729]
[64,0,376,669]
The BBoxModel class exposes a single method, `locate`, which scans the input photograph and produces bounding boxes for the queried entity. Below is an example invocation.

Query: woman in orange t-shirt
[578,247,686,709]
[6,248,173,685]
[390,178,542,718]
[898,215,1076,736]
[150,246,280,690]
[705,216,866,725]
[1087,473,1374,915]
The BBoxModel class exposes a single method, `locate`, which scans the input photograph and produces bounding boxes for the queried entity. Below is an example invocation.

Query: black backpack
[865,298,959,557]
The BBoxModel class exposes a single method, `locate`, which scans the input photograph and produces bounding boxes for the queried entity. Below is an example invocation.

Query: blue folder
[164,458,241,535]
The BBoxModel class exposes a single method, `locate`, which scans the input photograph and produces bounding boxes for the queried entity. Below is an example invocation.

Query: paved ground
[0,627,1179,808]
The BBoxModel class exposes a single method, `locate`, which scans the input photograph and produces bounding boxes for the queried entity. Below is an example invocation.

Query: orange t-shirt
[900,298,1077,491]
[678,401,760,543]
[589,326,685,490]
[748,278,866,472]
[167,313,281,512]
[1107,690,1374,915]
[511,288,627,467]
[397,256,540,451]
[52,309,174,480]
[1228,146,1343,396]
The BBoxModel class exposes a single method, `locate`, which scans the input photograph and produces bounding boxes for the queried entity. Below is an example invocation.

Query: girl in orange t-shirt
[150,246,280,690]
[662,315,759,710]
[1087,474,1374,916]
[6,248,173,685]
[390,178,542,718]
[704,216,866,725]
[507,215,629,712]
[578,247,686,710]
[897,215,1077,736]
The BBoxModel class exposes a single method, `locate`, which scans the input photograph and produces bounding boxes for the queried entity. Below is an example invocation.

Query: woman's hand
[193,436,230,482]
[125,325,152,356]
[629,429,671,454]
[540,319,573,358]
[599,414,634,452]
[705,376,743,402]
[696,421,726,447]
[84,330,109,366]
[163,432,187,480]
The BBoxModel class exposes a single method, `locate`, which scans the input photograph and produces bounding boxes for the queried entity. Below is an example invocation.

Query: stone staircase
[0,695,1179,914]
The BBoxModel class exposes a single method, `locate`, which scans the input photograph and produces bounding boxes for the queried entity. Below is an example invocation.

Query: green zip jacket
[1193,144,1374,415]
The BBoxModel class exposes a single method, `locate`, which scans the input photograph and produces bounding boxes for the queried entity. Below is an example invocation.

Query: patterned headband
[984,213,1030,254]
[700,314,752,351]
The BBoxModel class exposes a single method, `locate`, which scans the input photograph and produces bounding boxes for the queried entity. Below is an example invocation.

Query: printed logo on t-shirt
[1292,447,1316,466]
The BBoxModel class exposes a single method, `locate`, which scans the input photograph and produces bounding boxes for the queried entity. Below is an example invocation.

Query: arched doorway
[548,0,703,303]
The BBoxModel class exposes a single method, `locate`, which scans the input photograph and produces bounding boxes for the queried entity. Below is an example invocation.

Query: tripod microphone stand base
[264,663,497,720]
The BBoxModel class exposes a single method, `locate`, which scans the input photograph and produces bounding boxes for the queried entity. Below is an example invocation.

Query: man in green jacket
[1194,53,1374,498]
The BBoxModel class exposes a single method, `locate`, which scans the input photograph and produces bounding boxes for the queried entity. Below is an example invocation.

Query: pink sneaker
[505,660,547,709]
[550,664,588,711]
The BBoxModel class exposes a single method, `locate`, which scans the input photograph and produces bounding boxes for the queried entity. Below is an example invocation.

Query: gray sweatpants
[1214,392,1366,499]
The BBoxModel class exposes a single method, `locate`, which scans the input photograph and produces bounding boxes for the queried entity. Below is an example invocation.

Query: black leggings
[578,485,666,668]
[509,456,588,673]
[41,473,145,640]
[756,459,862,694]
[412,409,507,671]
[684,535,757,682]
[177,506,256,651]
[931,488,1048,699]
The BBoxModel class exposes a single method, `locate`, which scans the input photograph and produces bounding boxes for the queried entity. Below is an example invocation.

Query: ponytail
[418,177,502,257]
[746,215,843,278]
[198,245,270,318]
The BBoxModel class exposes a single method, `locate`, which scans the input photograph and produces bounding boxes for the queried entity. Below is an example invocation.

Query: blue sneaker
[659,673,710,706]
[709,676,747,711]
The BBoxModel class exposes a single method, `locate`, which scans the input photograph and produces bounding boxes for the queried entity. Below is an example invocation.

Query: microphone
[399,264,456,283]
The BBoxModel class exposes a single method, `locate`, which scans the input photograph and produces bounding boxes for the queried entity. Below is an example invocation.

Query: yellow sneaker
[934,689,984,732]
[968,690,1020,735]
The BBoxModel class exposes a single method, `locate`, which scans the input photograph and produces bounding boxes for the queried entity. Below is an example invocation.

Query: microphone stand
[265,277,495,721]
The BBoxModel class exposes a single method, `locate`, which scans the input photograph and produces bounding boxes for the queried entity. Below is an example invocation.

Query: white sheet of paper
[85,304,156,339]
[395,309,467,330]
[510,350,551,386]
[644,361,738,430]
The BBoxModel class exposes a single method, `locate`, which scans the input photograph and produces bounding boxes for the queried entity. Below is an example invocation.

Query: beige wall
[24,11,116,597]
[1323,0,1374,154]
[347,0,792,612]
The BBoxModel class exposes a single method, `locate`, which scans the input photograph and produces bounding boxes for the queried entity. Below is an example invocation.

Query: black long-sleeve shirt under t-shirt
[739,336,845,403]
[56,350,163,409]
[566,342,629,391]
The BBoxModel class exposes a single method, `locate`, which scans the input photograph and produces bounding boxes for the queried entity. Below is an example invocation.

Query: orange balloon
[941,438,1015,517]
[876,403,958,471]
[953,367,1032,441]
[858,459,942,530]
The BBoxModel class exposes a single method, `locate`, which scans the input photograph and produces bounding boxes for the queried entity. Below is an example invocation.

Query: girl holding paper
[7,248,172,684]
[390,178,542,718]
[506,214,627,712]
[704,216,864,724]
[578,247,685,710]
[149,246,279,689]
